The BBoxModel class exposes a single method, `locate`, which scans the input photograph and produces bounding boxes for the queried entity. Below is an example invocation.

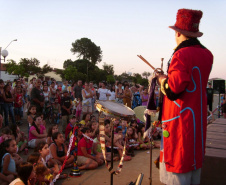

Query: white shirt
[109,91,116,101]
[9,178,24,185]
[98,88,110,101]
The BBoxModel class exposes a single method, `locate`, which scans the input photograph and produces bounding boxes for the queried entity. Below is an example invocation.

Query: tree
[63,59,74,69]
[6,58,53,78]
[107,75,115,84]
[142,71,151,79]
[63,65,87,82]
[55,69,65,80]
[41,64,52,74]
[71,38,102,65]
[103,63,114,75]
[19,58,41,75]
[63,66,78,81]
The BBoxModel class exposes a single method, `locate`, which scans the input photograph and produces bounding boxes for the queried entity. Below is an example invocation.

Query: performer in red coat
[157,9,213,184]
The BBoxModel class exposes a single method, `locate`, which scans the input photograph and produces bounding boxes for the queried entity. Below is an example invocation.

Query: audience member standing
[61,90,72,132]
[82,82,92,114]
[132,85,142,109]
[30,79,45,114]
[207,82,214,111]
[89,82,96,112]
[3,84,16,126]
[123,84,132,108]
[73,80,83,101]
[98,82,110,101]
[116,82,124,104]
[0,79,4,116]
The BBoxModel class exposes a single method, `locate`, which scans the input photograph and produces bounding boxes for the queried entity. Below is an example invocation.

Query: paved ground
[54,149,161,185]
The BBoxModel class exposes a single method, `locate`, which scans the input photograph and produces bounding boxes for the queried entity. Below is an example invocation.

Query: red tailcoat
[161,45,213,173]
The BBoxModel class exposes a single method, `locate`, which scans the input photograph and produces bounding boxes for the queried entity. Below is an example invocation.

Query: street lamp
[0,39,17,78]
[127,68,134,75]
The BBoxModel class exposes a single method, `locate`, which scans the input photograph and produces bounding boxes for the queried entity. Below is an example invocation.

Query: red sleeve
[168,50,190,94]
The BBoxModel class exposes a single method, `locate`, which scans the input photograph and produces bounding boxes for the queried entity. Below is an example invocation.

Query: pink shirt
[29,125,46,141]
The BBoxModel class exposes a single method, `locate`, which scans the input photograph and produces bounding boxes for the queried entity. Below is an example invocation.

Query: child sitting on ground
[117,118,128,139]
[34,141,60,176]
[27,152,42,164]
[34,163,53,185]
[126,126,139,157]
[89,121,99,138]
[27,105,36,128]
[28,115,47,149]
[10,124,28,153]
[93,129,112,162]
[47,124,59,145]
[0,139,17,177]
[77,127,103,170]
[50,132,74,168]
[65,116,77,141]
[113,128,131,161]
[0,127,13,145]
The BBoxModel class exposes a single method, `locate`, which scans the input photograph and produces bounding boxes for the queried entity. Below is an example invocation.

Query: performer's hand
[157,75,167,85]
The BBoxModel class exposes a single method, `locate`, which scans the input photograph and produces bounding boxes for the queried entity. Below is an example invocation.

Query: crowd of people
[0,77,161,185]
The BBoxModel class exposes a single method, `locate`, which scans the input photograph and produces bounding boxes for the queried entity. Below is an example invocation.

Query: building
[0,63,18,82]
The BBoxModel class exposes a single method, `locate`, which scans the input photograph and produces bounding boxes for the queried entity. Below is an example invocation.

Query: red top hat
[169,9,203,37]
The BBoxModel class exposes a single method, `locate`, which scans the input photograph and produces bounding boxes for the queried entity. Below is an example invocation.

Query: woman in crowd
[123,84,132,108]
[116,82,124,104]
[98,82,110,101]
[3,84,16,126]
[82,82,92,114]
[132,85,142,109]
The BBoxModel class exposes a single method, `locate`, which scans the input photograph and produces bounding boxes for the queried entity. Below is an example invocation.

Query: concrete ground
[55,149,161,185]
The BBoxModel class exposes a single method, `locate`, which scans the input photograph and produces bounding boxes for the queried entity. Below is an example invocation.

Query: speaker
[213,80,225,94]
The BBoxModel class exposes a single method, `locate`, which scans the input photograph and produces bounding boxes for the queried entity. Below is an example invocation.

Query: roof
[0,63,7,71]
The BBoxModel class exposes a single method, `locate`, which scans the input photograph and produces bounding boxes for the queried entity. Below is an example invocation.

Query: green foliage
[103,63,114,75]
[41,64,52,74]
[107,75,115,84]
[55,69,65,79]
[19,58,41,75]
[6,58,53,78]
[63,65,87,82]
[142,71,151,79]
[71,38,102,65]
[63,59,74,69]
[63,66,78,81]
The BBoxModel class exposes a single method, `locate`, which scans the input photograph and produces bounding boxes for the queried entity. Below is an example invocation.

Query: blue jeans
[3,103,16,126]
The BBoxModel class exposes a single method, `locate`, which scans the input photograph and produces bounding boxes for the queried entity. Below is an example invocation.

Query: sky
[1,0,226,79]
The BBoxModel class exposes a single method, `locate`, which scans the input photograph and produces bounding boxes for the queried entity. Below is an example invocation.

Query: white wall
[0,71,18,82]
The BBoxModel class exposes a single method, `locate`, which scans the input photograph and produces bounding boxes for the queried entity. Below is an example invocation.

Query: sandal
[59,173,68,179]
[123,155,132,161]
